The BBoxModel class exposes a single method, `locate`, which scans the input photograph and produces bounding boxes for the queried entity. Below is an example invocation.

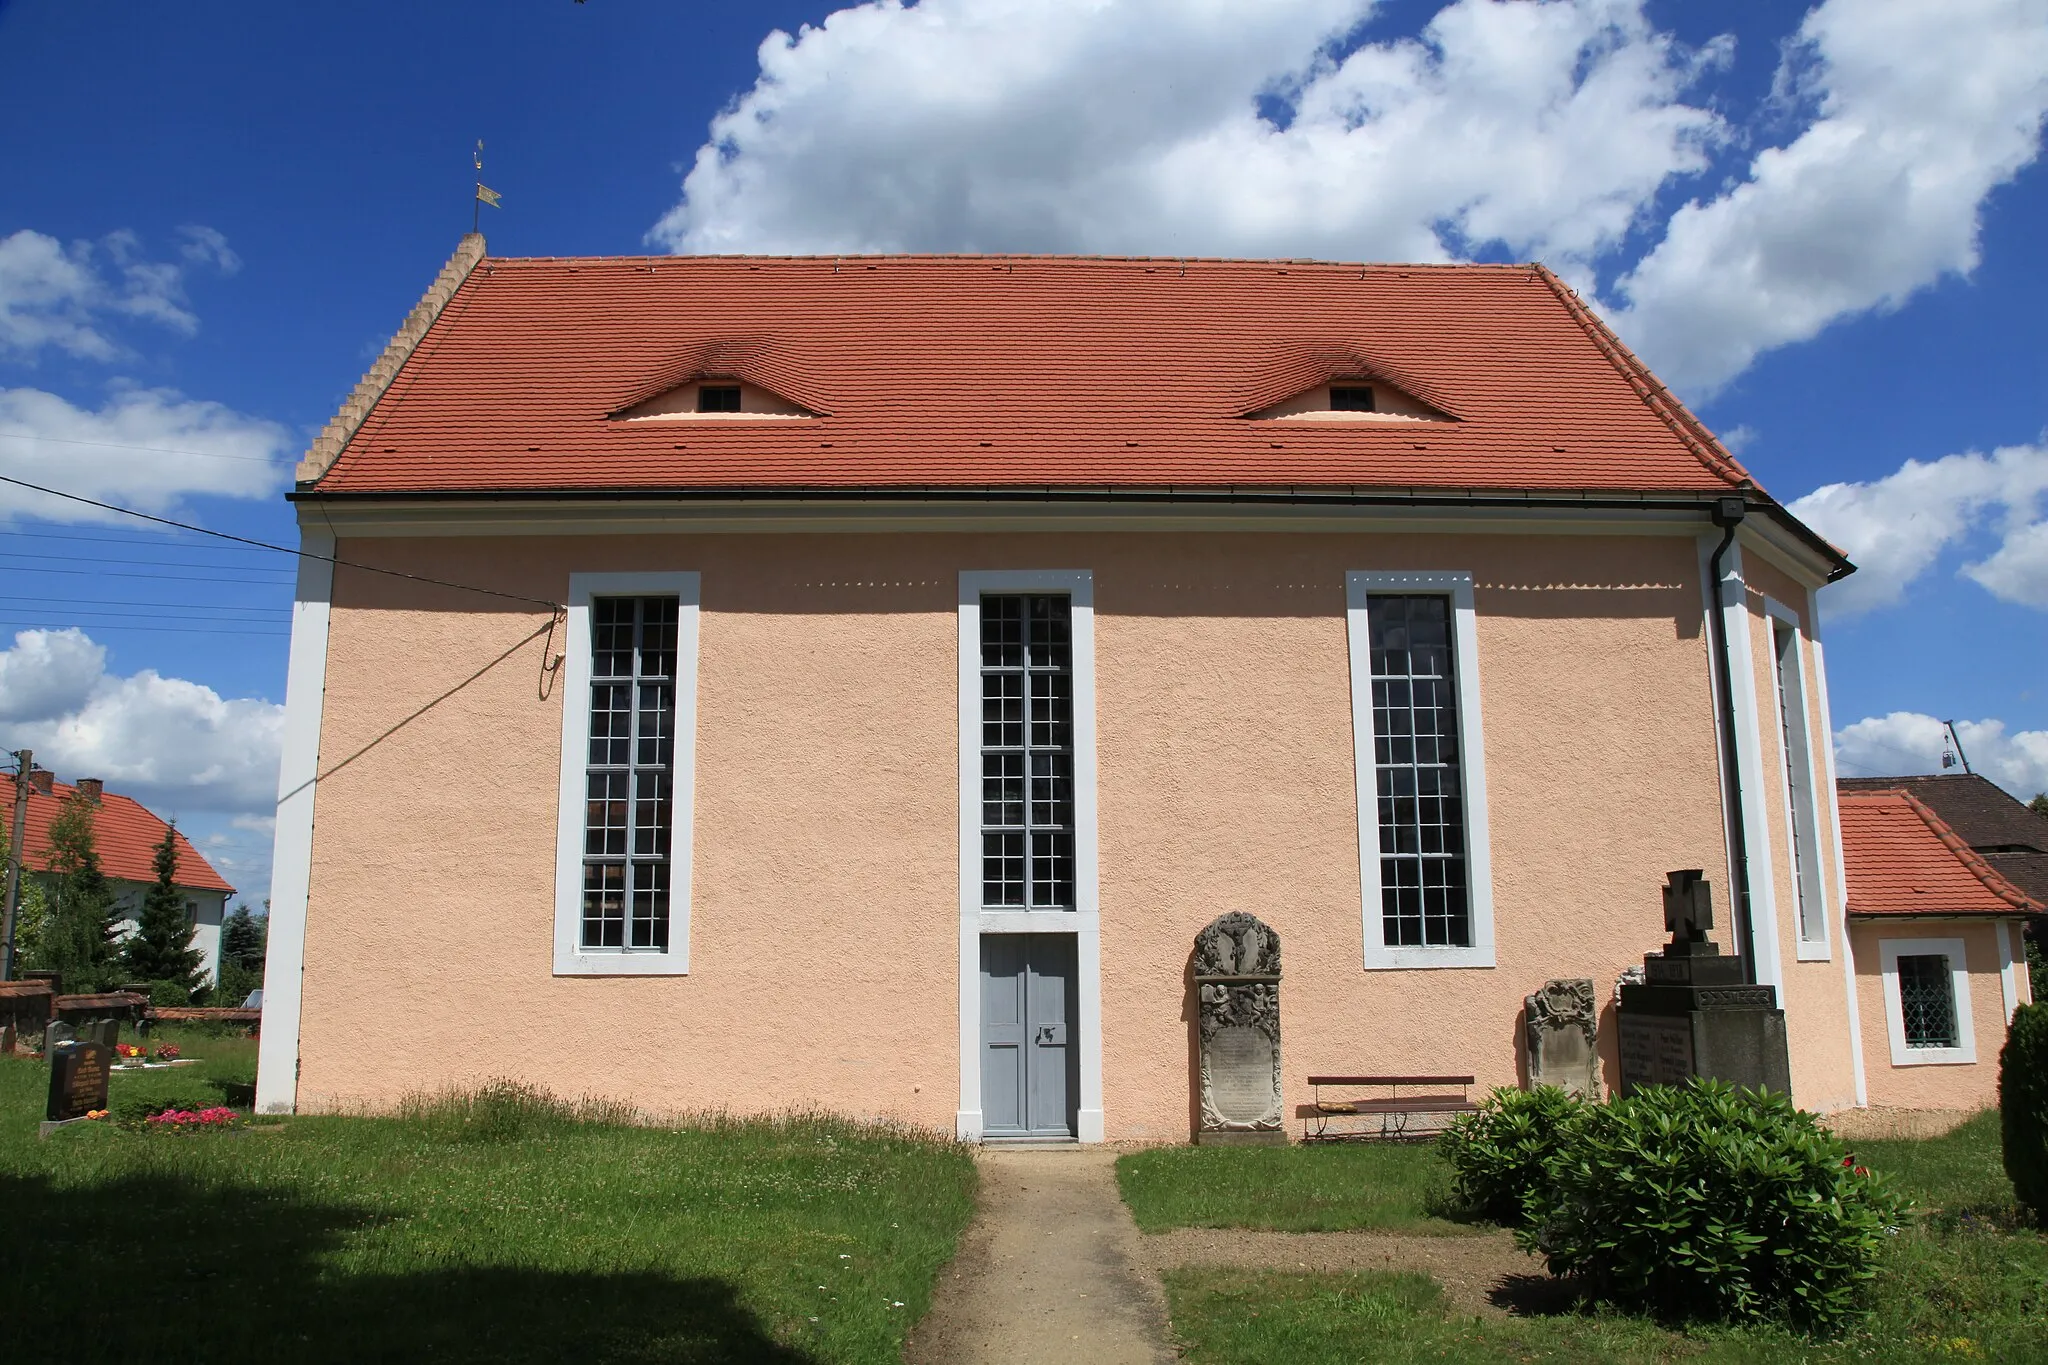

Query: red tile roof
[301,248,1771,499]
[1838,789,2039,918]
[0,774,233,894]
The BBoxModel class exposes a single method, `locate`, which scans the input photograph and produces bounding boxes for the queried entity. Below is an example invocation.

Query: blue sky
[2,0,2046,904]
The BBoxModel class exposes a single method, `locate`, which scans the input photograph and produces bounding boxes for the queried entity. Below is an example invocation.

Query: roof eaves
[295,233,489,486]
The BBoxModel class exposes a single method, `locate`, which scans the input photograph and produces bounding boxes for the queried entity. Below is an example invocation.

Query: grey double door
[980,934,1078,1139]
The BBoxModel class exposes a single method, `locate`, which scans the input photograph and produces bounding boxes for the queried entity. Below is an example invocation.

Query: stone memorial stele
[46,1039,110,1125]
[1193,912,1285,1145]
[44,1020,75,1052]
[1616,869,1791,1096]
[1524,978,1601,1099]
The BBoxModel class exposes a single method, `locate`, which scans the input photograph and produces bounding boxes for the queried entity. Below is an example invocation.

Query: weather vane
[473,139,502,234]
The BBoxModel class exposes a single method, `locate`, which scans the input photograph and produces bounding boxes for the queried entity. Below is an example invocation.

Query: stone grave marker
[87,1019,119,1050]
[1616,869,1790,1096]
[1524,978,1601,1098]
[45,1020,75,1052]
[45,1039,110,1127]
[1193,912,1284,1144]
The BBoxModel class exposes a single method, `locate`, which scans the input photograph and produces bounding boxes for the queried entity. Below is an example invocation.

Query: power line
[0,430,281,463]
[0,472,563,612]
[0,620,289,638]
[0,596,285,611]
[1,550,299,571]
[1,526,280,550]
[0,566,294,585]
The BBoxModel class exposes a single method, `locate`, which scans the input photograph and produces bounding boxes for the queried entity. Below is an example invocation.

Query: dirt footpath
[904,1147,1175,1365]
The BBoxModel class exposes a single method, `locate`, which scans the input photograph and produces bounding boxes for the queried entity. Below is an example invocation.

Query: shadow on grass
[1487,1271,1583,1318]
[0,1172,816,1364]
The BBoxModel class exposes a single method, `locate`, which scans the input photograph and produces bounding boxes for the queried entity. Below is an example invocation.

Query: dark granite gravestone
[86,1019,119,1050]
[1616,870,1791,1096]
[1524,978,1601,1098]
[46,1040,110,1123]
[1193,912,1285,1145]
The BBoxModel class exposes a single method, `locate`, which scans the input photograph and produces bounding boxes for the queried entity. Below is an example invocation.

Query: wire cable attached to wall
[0,473,565,612]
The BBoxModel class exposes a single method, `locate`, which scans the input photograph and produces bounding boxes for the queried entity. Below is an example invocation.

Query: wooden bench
[1301,1074,1478,1142]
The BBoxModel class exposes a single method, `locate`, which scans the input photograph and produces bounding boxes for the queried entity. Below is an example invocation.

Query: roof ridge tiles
[297,233,487,486]
[1842,787,2042,913]
[1528,264,1753,494]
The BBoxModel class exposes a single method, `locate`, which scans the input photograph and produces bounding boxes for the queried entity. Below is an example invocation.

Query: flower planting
[154,1043,181,1062]
[144,1106,237,1133]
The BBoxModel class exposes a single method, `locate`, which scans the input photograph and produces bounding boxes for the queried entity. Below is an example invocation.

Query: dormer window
[696,384,741,413]
[1330,385,1376,413]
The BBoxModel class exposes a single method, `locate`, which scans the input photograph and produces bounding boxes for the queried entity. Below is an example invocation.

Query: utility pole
[3,748,32,981]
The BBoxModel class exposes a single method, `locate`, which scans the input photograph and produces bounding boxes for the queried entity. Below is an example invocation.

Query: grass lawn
[1140,1114,2048,1363]
[1,1029,977,1364]
[1116,1139,1470,1234]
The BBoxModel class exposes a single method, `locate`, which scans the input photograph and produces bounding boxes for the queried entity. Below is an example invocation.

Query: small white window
[553,572,700,975]
[1767,609,1829,959]
[1878,937,1976,1065]
[1346,571,1495,969]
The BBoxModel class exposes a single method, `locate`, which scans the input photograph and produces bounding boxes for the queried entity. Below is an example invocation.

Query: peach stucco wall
[1740,555,1860,1111]
[1851,919,2016,1112]
[296,527,1855,1134]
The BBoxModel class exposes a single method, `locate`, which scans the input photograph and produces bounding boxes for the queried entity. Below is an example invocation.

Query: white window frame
[1878,936,1976,1066]
[956,570,1104,1143]
[1762,599,1832,961]
[1345,570,1496,970]
[552,571,701,976]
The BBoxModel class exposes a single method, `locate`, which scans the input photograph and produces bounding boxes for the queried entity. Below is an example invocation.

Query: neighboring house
[1839,773,2048,909]
[1,774,234,983]
[261,235,1880,1135]
[1836,787,2038,1112]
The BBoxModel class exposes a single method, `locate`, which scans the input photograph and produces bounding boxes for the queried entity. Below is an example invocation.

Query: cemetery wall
[292,525,1852,1133]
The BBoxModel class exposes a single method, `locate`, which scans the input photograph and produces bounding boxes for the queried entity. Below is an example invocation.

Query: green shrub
[1522,1080,1907,1333]
[146,979,192,1007]
[1436,1084,1585,1226]
[2001,1002,2048,1226]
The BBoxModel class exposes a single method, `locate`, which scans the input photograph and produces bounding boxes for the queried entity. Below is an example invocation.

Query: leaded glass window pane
[1897,954,1959,1049]
[1368,594,1470,947]
[981,594,1074,908]
[581,596,679,951]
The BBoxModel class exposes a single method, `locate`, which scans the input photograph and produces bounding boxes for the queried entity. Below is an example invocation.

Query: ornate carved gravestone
[1193,912,1284,1145]
[45,1039,110,1127]
[1616,869,1791,1096]
[1524,978,1601,1099]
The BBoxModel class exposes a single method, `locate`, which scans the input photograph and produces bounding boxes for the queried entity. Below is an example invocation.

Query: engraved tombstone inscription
[46,1040,110,1123]
[1193,912,1284,1143]
[1524,978,1601,1099]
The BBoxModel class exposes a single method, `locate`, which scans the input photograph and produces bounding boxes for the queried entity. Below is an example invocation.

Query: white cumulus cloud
[0,227,239,361]
[1835,710,2048,799]
[0,627,284,817]
[654,0,2048,393]
[1791,438,2048,618]
[1610,0,2048,393]
[0,385,289,523]
[655,0,1729,265]
[0,626,106,724]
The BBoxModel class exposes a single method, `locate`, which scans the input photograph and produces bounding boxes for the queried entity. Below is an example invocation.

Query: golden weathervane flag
[476,184,503,209]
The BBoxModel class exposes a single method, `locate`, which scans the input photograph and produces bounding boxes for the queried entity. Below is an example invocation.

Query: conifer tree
[41,787,120,993]
[123,821,203,995]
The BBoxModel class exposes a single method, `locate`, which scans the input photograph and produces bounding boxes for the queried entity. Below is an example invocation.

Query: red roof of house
[1838,789,2039,918]
[302,248,1770,500]
[0,774,233,894]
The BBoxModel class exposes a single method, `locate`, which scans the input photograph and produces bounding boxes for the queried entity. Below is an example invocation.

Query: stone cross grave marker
[46,1040,110,1124]
[1524,978,1601,1099]
[1193,912,1284,1144]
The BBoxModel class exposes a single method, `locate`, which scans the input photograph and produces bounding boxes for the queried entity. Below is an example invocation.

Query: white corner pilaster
[1806,587,1867,1106]
[254,528,335,1114]
[1698,537,1782,992]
